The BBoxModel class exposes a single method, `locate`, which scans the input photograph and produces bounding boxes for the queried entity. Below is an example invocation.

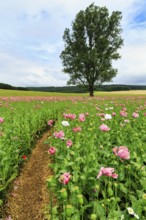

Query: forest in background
[1,82,146,93]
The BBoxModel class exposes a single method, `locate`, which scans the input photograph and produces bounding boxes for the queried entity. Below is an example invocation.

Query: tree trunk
[89,85,94,97]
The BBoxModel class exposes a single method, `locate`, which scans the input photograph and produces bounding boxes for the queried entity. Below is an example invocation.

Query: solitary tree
[60,3,123,96]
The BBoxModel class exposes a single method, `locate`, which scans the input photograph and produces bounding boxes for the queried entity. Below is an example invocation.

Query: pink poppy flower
[112,146,130,160]
[120,111,128,117]
[48,147,56,155]
[79,113,85,122]
[111,173,118,178]
[72,126,82,132]
[59,172,71,184]
[132,112,139,118]
[47,119,54,126]
[112,112,116,116]
[0,117,4,123]
[99,113,105,117]
[54,130,65,139]
[99,124,110,132]
[63,113,76,120]
[124,119,130,123]
[97,167,118,179]
[66,139,73,148]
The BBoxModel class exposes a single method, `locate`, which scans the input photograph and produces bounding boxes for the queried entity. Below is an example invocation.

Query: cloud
[113,42,146,84]
[21,70,68,87]
[0,0,146,87]
[0,51,68,87]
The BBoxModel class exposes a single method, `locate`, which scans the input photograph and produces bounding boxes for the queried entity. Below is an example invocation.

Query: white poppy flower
[104,114,112,120]
[127,207,134,215]
[62,121,70,126]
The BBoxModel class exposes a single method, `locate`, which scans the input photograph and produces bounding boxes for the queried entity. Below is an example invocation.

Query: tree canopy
[60,3,124,96]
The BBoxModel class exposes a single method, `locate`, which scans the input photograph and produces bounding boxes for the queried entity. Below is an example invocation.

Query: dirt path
[4,130,52,220]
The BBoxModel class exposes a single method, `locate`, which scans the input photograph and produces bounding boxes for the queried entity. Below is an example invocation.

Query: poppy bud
[72,186,80,194]
[65,205,74,217]
[77,194,83,205]
[90,214,97,219]
[60,188,67,199]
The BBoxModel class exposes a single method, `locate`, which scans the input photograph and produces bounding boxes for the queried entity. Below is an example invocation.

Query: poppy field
[0,96,69,205]
[46,96,146,220]
[0,94,146,219]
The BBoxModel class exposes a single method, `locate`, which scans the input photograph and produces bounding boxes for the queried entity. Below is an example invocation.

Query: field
[0,89,146,219]
[1,89,146,97]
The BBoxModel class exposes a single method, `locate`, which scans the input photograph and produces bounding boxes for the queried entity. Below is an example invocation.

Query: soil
[3,129,53,220]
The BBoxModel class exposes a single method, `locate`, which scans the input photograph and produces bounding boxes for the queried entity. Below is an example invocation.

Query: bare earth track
[4,130,52,220]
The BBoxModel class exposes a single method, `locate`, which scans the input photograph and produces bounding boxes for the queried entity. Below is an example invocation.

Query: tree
[60,3,124,96]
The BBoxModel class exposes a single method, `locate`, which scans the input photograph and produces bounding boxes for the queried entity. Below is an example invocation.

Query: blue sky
[0,0,146,87]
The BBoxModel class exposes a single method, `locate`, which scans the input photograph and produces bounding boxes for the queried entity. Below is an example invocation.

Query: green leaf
[68,162,75,166]
[71,212,80,220]
[132,200,143,216]
[52,206,59,215]
[0,172,17,191]
[119,183,127,194]
[108,187,113,196]
[140,178,146,190]
[92,202,106,217]
[108,210,122,220]
[0,199,3,206]
[129,194,137,202]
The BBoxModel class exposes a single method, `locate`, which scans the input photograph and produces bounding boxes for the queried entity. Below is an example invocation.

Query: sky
[0,0,146,87]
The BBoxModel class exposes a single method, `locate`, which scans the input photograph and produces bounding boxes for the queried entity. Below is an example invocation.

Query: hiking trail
[4,130,53,220]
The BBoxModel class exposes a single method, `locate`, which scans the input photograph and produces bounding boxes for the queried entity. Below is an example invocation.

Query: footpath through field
[4,129,52,220]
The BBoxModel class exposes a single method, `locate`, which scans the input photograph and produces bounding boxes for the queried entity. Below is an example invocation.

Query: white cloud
[0,51,68,87]
[27,41,63,54]
[0,0,146,87]
[21,71,68,87]
[113,43,146,84]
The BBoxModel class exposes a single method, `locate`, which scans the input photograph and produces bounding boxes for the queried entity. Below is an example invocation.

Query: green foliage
[0,83,14,89]
[0,98,70,204]
[0,82,27,91]
[2,83,146,94]
[47,96,146,219]
[60,3,123,96]
[1,94,146,219]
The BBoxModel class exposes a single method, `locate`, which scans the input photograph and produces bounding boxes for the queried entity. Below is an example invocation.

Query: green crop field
[1,89,146,98]
[0,90,146,219]
[0,89,87,97]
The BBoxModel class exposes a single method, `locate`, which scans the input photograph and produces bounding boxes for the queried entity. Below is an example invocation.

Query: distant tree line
[27,85,146,93]
[0,83,28,91]
[1,82,146,93]
[27,86,87,93]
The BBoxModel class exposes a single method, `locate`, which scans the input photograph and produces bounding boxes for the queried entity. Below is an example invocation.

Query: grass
[94,90,146,96]
[0,89,146,97]
[0,89,87,97]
